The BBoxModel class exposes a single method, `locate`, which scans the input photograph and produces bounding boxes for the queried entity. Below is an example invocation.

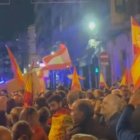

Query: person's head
[71,99,94,125]
[86,90,94,99]
[119,85,127,91]
[101,94,125,121]
[12,120,33,140]
[111,89,122,96]
[67,91,85,109]
[35,97,47,109]
[10,107,23,124]
[93,89,103,99]
[19,107,38,126]
[0,126,12,140]
[7,99,17,114]
[38,107,50,124]
[48,95,62,113]
[71,134,98,140]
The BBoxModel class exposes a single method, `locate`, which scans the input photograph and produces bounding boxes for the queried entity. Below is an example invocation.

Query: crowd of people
[0,84,140,140]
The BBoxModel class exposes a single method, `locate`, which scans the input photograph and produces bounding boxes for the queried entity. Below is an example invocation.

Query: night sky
[0,0,34,40]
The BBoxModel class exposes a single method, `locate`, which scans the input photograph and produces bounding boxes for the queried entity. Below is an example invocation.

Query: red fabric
[133,44,140,55]
[6,47,24,86]
[32,124,47,140]
[71,67,82,91]
[43,44,72,70]
[23,91,33,107]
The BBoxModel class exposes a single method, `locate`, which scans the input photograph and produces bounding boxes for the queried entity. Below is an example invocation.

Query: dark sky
[0,0,34,40]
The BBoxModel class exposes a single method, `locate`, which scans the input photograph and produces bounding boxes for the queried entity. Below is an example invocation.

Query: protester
[9,107,23,126]
[116,89,140,140]
[12,120,33,140]
[66,99,107,140]
[101,94,126,140]
[0,96,8,126]
[0,126,12,140]
[19,107,47,140]
[38,106,50,134]
[47,94,72,140]
[71,134,98,140]
[67,91,85,109]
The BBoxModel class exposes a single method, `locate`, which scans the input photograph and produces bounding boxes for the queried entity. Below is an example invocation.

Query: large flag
[131,17,140,89]
[131,17,140,56]
[43,44,72,70]
[120,69,133,86]
[6,46,24,86]
[70,67,82,91]
[99,72,108,88]
[131,55,140,89]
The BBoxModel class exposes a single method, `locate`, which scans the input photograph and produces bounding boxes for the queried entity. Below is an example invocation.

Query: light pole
[88,21,100,89]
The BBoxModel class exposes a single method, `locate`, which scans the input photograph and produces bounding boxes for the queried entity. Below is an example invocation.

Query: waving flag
[23,73,33,107]
[69,67,82,91]
[43,44,72,70]
[120,69,133,86]
[131,17,140,56]
[6,46,24,86]
[99,72,108,88]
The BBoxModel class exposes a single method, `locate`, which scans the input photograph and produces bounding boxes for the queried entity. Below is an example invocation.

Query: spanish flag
[99,72,108,88]
[131,55,140,89]
[131,17,140,56]
[120,69,133,86]
[43,44,72,70]
[6,46,24,86]
[23,73,33,107]
[131,17,140,89]
[70,67,82,91]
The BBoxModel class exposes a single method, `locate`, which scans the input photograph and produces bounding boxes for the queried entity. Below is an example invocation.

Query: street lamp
[88,22,96,31]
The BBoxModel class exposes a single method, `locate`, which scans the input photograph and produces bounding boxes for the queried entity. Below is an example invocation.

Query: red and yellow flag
[70,67,82,91]
[120,69,133,86]
[131,55,140,89]
[6,47,24,86]
[131,17,140,56]
[99,72,108,88]
[43,44,72,70]
[23,73,33,107]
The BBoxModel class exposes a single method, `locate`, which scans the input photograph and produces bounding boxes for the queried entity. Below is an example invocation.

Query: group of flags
[6,42,108,106]
[10,16,140,105]
[120,17,140,90]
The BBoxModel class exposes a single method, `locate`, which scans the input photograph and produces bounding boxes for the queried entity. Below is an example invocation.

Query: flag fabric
[70,67,82,91]
[120,69,133,86]
[6,46,24,86]
[130,17,140,89]
[131,55,140,89]
[43,44,72,70]
[99,72,108,88]
[131,17,140,56]
[23,73,33,107]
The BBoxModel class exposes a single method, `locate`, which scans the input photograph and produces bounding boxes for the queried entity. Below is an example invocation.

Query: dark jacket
[106,112,121,140]
[0,111,7,126]
[116,105,140,140]
[66,117,107,140]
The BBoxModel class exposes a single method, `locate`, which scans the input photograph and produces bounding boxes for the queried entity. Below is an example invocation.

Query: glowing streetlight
[89,22,96,30]
[51,51,55,55]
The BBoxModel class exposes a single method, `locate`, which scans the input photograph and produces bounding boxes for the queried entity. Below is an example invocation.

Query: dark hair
[19,107,37,121]
[38,107,50,123]
[36,97,47,109]
[12,120,33,140]
[67,91,85,105]
[47,95,62,104]
[7,98,17,114]
[76,99,94,118]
